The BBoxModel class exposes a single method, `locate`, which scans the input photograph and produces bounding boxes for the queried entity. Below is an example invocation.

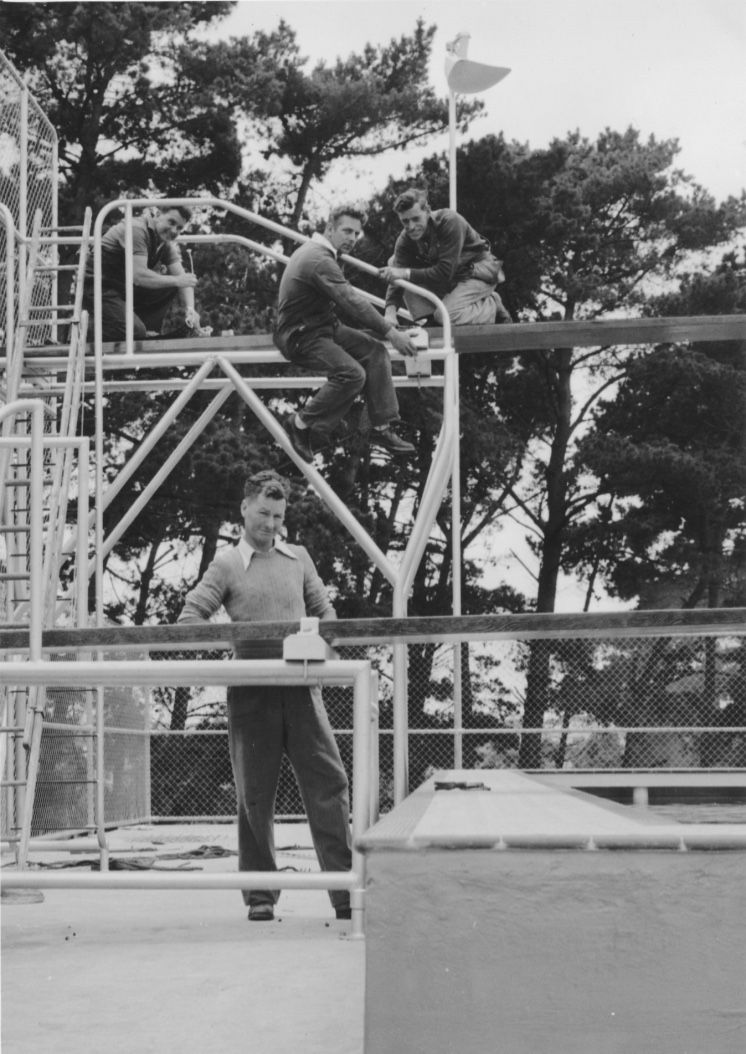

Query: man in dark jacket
[380,187,511,327]
[274,206,418,462]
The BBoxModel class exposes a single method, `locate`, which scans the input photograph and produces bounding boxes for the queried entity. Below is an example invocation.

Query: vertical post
[75,439,89,626]
[18,81,28,306]
[17,401,45,867]
[391,639,408,804]
[350,665,372,938]
[368,669,380,826]
[124,202,134,354]
[1,206,15,365]
[95,683,108,868]
[450,348,463,769]
[50,127,59,345]
[27,404,44,660]
[448,89,458,211]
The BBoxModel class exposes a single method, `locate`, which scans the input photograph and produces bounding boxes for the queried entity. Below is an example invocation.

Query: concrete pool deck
[1,823,364,1054]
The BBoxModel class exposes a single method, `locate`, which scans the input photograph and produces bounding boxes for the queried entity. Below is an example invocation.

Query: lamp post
[444,34,510,767]
[445,33,510,209]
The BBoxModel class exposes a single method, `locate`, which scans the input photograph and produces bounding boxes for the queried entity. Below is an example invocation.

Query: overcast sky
[208,0,746,209]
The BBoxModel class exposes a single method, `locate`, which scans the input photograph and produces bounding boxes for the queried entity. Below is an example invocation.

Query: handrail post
[124,202,134,354]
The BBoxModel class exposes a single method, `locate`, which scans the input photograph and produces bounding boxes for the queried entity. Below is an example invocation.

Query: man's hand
[379,266,408,284]
[176,272,198,289]
[184,307,201,329]
[387,327,419,357]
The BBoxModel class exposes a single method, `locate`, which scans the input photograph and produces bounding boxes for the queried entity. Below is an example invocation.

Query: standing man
[274,205,418,462]
[84,199,204,342]
[380,187,511,327]
[177,470,352,922]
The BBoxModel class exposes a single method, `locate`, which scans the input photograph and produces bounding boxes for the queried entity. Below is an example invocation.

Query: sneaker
[283,416,314,462]
[371,426,415,456]
[248,903,275,922]
[335,905,352,920]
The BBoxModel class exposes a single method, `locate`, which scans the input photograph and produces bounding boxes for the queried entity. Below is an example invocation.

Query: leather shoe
[283,416,314,462]
[248,903,275,921]
[335,905,352,920]
[371,426,415,455]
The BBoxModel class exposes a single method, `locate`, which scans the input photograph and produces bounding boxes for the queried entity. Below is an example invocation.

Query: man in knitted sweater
[177,470,351,922]
[274,204,419,462]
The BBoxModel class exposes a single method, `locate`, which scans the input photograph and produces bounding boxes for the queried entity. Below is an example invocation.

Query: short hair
[328,204,368,227]
[393,187,429,213]
[243,470,290,502]
[161,200,192,222]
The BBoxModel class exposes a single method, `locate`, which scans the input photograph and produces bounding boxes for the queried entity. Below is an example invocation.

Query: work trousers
[83,284,177,342]
[404,279,510,326]
[227,684,352,911]
[277,322,399,434]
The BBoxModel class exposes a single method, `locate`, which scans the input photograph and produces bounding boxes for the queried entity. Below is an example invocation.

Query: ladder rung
[38,236,86,247]
[35,264,78,272]
[41,225,84,233]
[0,573,31,581]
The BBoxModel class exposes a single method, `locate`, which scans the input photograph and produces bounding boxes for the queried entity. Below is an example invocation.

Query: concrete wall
[360,771,746,1054]
[364,848,746,1053]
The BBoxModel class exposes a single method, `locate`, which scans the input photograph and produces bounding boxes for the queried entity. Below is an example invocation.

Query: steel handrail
[0,654,375,938]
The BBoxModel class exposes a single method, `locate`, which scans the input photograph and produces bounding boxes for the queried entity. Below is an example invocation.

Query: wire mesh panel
[12,628,740,835]
[32,683,96,835]
[0,49,58,346]
[403,634,746,781]
[142,632,745,823]
[28,652,151,836]
[103,672,151,827]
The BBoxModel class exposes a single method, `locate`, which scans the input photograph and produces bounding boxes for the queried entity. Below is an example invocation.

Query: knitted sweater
[177,543,335,658]
[275,235,390,339]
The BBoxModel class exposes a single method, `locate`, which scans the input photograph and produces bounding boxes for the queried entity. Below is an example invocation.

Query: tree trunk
[519,347,574,767]
[132,541,159,626]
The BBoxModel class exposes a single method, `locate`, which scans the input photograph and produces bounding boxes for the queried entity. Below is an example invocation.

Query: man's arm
[177,560,227,623]
[316,256,418,356]
[298,547,336,621]
[131,253,198,294]
[166,258,197,316]
[382,233,415,319]
[316,255,390,338]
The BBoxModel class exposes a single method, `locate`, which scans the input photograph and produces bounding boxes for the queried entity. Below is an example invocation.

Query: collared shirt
[311,231,337,256]
[236,535,298,569]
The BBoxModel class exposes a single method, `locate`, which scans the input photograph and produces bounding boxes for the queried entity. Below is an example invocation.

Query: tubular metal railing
[0,648,378,939]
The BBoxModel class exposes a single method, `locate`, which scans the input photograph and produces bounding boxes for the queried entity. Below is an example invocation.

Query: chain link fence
[3,629,744,838]
[137,631,745,823]
[0,48,58,348]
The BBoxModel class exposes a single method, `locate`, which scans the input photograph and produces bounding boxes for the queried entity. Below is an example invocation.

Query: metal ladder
[1,207,96,867]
